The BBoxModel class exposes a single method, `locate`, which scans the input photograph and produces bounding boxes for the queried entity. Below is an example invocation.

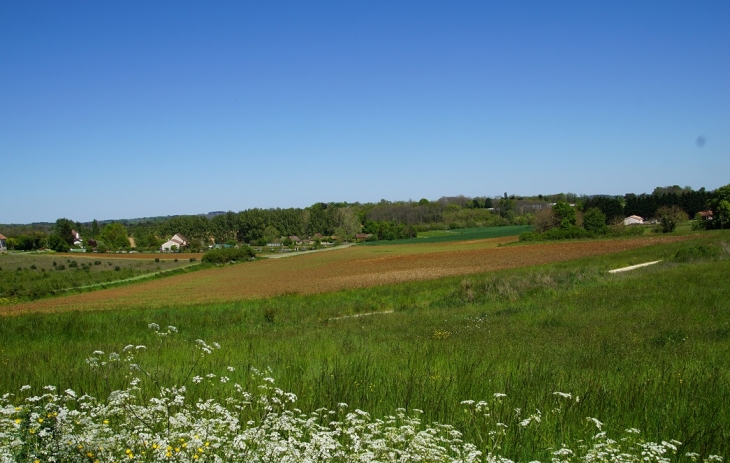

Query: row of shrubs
[201,246,256,264]
[519,223,645,242]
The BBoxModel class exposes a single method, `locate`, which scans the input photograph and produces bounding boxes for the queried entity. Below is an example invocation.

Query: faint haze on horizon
[1,1,728,224]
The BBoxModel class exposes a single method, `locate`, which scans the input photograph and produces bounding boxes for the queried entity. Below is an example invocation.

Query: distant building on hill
[161,234,189,252]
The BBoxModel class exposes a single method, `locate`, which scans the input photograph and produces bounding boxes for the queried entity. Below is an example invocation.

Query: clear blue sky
[1,1,728,223]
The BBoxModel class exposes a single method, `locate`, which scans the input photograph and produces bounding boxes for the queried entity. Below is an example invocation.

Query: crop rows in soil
[2,236,685,315]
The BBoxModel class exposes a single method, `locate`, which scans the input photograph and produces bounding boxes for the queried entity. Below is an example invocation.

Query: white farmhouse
[623,215,644,226]
[161,234,189,252]
[71,229,83,246]
[0,233,6,253]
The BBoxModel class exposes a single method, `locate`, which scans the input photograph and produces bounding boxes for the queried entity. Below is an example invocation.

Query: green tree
[263,225,281,244]
[335,208,361,240]
[48,234,69,252]
[99,223,130,249]
[498,197,514,219]
[708,184,730,229]
[656,205,688,233]
[134,228,161,250]
[715,200,730,229]
[552,201,576,229]
[54,218,75,247]
[91,219,100,238]
[583,207,608,234]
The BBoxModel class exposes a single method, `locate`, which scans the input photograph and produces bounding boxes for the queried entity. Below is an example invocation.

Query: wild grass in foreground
[1,325,723,463]
[1,232,729,460]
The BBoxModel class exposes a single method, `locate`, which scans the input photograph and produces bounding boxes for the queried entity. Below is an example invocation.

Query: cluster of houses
[2,210,716,256]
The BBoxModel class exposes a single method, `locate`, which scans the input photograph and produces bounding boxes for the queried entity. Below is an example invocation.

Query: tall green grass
[1,233,729,460]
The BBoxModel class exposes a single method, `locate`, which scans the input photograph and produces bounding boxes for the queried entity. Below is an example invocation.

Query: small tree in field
[656,205,688,233]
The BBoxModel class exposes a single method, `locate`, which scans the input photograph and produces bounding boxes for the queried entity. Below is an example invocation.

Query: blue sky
[1,1,728,223]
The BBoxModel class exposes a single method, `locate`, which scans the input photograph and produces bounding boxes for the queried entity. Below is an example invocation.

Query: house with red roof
[0,234,6,253]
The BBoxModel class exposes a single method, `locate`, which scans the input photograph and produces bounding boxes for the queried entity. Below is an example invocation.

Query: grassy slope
[1,232,728,460]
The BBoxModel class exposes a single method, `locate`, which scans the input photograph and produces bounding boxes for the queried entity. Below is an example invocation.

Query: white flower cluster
[0,328,724,463]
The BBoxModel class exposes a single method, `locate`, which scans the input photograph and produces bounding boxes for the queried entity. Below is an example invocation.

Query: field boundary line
[262,243,354,259]
[58,262,201,292]
[608,260,661,274]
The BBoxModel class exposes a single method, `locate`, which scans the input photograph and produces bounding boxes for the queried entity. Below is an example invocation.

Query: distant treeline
[1,185,726,251]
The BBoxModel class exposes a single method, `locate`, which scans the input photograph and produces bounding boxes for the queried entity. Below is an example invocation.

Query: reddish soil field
[2,236,685,315]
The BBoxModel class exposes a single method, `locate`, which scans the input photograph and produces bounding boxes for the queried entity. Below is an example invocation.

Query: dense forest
[2,184,727,252]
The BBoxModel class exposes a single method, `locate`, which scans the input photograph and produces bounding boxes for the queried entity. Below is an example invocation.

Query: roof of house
[0,234,6,240]
[171,234,188,244]
[627,215,643,220]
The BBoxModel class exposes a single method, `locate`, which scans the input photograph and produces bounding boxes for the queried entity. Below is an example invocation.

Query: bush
[518,231,540,242]
[202,246,256,264]
[674,244,722,262]
[583,207,607,234]
[656,205,688,233]
[542,226,590,240]
[155,258,160,263]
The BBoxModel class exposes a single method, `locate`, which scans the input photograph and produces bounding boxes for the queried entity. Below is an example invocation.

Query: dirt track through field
[2,236,685,315]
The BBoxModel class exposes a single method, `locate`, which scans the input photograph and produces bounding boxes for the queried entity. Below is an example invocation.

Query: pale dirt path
[260,243,355,259]
[608,260,661,273]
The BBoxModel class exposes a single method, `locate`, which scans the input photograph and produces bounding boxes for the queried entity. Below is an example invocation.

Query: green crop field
[1,231,728,461]
[362,224,531,245]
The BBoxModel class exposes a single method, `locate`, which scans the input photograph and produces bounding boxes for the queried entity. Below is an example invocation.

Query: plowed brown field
[2,236,686,315]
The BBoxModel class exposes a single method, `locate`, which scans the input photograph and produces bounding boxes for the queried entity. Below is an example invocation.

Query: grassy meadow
[1,231,729,460]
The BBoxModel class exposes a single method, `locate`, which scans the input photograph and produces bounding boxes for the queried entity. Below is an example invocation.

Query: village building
[0,234,6,253]
[161,233,189,252]
[623,215,644,226]
[71,230,83,246]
